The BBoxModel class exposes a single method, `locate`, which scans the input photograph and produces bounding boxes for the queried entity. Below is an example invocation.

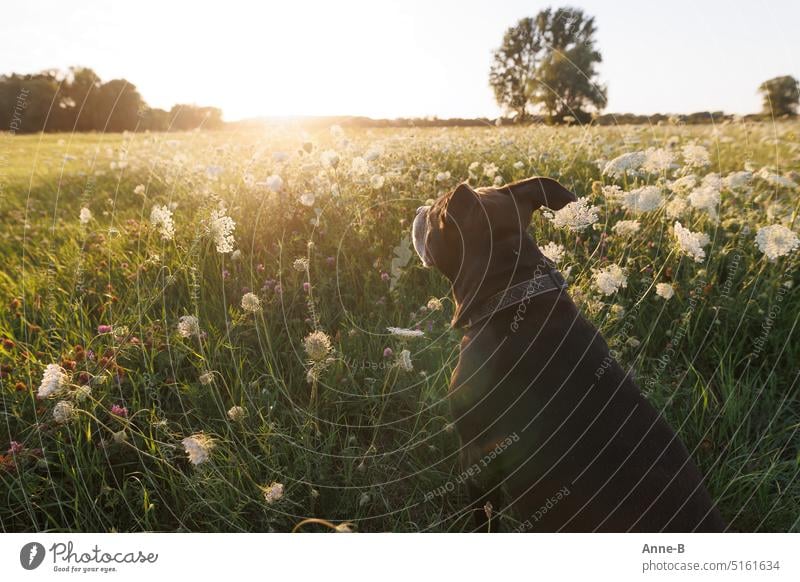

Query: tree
[489,7,606,123]
[758,75,799,117]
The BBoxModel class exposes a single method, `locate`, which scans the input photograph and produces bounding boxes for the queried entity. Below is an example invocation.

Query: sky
[2,0,798,120]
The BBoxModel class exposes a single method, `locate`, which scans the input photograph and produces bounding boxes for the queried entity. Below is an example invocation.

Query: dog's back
[451,290,726,532]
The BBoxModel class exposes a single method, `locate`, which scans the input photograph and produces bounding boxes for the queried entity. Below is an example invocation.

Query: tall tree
[758,75,799,117]
[489,7,606,123]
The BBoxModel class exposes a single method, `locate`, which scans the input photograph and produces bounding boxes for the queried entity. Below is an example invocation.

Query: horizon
[2,0,799,121]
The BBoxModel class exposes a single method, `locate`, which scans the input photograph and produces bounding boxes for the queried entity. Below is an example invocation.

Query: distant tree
[758,75,799,117]
[489,7,606,123]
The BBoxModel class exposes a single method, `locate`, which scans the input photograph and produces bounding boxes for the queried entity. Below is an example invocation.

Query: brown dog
[412,177,726,532]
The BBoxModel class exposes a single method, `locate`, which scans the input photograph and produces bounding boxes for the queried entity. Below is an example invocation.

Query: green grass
[1,121,798,532]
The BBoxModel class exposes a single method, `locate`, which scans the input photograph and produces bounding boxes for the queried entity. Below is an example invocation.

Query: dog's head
[412,176,577,326]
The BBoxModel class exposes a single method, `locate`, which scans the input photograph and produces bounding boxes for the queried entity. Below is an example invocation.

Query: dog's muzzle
[412,205,432,267]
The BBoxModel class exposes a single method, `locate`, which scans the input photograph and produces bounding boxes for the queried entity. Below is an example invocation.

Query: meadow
[0,120,798,532]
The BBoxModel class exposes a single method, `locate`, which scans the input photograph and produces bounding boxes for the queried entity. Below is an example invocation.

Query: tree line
[489,7,799,124]
[0,67,223,134]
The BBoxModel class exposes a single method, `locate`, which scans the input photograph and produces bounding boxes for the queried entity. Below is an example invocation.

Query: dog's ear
[503,177,577,211]
[442,182,479,225]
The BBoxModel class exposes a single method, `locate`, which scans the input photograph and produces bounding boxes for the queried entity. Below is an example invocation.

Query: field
[1,121,798,532]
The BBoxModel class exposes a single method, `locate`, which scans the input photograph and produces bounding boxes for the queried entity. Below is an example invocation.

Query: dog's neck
[450,257,554,329]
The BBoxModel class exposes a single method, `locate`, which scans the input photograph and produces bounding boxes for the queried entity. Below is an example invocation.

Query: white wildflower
[53,400,75,424]
[436,171,451,182]
[673,221,710,263]
[199,371,214,385]
[150,204,175,240]
[619,185,662,213]
[209,208,236,253]
[426,298,443,311]
[724,170,752,191]
[545,197,599,231]
[642,147,675,173]
[666,196,688,218]
[227,405,247,422]
[262,482,284,504]
[540,242,565,264]
[667,174,697,195]
[182,434,214,465]
[601,184,623,200]
[370,174,385,189]
[682,143,710,167]
[483,163,499,179]
[299,192,316,206]
[386,327,425,338]
[304,330,332,361]
[351,157,369,175]
[241,292,261,313]
[38,364,67,399]
[655,283,675,300]
[755,225,799,260]
[293,257,309,271]
[134,184,146,196]
[397,349,413,372]
[593,264,628,296]
[79,207,92,225]
[757,168,797,190]
[612,220,641,236]
[177,315,201,338]
[687,173,722,218]
[602,151,646,178]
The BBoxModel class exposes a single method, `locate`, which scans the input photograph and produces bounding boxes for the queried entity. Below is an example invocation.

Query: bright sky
[2,0,798,120]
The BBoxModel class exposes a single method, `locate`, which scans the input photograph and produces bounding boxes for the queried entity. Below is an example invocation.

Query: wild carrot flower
[612,220,641,236]
[688,174,722,218]
[397,349,413,372]
[426,297,443,311]
[642,147,675,173]
[241,292,261,312]
[79,207,92,225]
[261,481,284,504]
[387,327,425,338]
[181,434,214,465]
[545,198,599,231]
[150,204,175,240]
[602,151,645,178]
[38,364,67,399]
[656,283,675,300]
[593,264,627,296]
[619,186,662,213]
[208,208,236,254]
[682,143,710,167]
[540,242,565,263]
[53,401,75,424]
[177,315,201,338]
[673,221,710,263]
[304,330,332,362]
[227,406,247,422]
[755,225,799,260]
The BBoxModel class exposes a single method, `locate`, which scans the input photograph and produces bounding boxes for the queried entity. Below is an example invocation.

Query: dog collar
[462,268,568,329]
